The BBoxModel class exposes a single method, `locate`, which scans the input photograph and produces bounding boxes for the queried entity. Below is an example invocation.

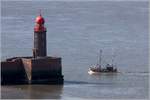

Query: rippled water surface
[1,0,149,99]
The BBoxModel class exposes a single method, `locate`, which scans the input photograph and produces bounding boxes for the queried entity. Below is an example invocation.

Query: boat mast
[99,50,102,67]
[111,54,115,66]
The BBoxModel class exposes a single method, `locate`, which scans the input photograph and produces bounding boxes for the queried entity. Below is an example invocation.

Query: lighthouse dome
[35,15,45,24]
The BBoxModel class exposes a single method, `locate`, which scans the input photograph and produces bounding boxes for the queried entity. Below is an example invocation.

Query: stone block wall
[1,59,28,84]
[1,56,63,85]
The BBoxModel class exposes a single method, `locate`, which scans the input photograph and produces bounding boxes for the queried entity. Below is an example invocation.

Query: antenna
[39,9,42,16]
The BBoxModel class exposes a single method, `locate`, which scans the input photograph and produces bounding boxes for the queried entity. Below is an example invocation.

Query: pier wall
[30,57,63,84]
[22,58,32,81]
[1,59,28,84]
[1,57,63,85]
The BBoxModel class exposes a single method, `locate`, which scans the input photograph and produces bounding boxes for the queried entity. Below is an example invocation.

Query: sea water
[1,0,149,99]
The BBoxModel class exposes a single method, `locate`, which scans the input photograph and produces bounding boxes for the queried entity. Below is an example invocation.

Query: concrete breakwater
[1,56,64,85]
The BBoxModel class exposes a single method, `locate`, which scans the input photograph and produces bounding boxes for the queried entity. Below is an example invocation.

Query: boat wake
[121,71,149,76]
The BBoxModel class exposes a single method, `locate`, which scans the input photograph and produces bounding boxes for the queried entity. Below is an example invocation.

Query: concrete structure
[1,14,64,85]
[1,58,28,85]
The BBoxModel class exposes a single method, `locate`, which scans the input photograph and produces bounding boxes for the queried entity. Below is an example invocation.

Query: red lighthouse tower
[33,14,47,57]
[1,13,63,85]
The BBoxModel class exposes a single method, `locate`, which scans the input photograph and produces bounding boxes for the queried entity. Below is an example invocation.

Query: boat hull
[88,69,118,75]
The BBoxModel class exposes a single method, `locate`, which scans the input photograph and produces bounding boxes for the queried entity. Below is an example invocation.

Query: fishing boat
[88,50,117,75]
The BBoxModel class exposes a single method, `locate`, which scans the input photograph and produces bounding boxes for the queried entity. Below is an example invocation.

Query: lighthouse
[1,13,64,85]
[33,14,47,57]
